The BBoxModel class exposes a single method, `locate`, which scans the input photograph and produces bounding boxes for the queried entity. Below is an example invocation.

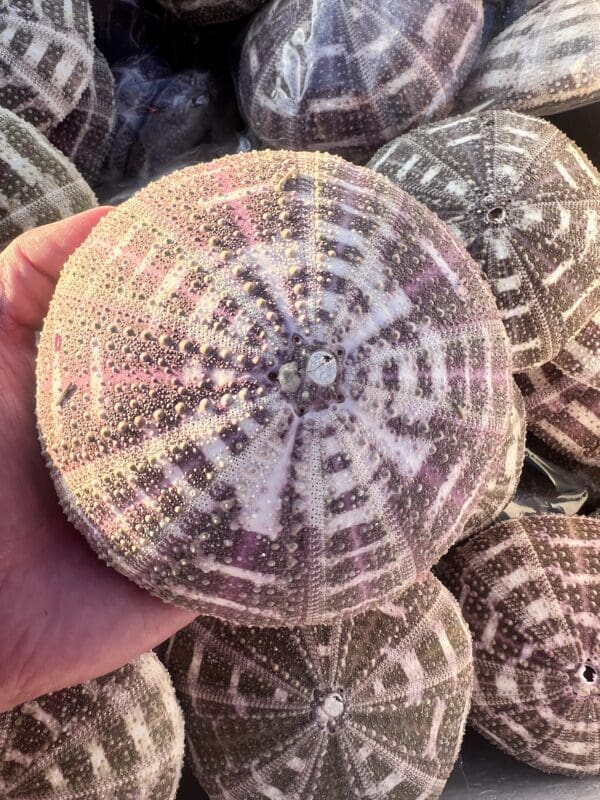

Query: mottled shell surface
[157,0,267,24]
[48,48,117,187]
[0,0,94,133]
[0,653,185,799]
[36,150,513,627]
[238,0,484,164]
[442,515,600,776]
[166,574,473,800]
[552,308,600,390]
[517,362,600,468]
[0,107,96,250]
[368,110,600,371]
[459,0,600,116]
[461,381,525,539]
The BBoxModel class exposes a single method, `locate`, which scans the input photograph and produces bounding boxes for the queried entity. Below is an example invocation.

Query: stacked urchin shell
[48,47,116,186]
[0,107,96,250]
[0,653,185,798]
[238,0,484,164]
[368,110,600,370]
[0,0,94,134]
[166,574,473,800]
[442,514,600,776]
[156,0,268,24]
[36,149,513,627]
[459,0,600,116]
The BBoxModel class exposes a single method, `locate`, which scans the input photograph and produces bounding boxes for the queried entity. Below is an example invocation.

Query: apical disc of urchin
[0,107,96,251]
[368,110,600,371]
[36,150,513,627]
[459,0,600,117]
[156,0,267,24]
[0,653,185,799]
[0,0,95,133]
[238,0,483,164]
[48,48,116,187]
[441,514,600,776]
[166,574,473,800]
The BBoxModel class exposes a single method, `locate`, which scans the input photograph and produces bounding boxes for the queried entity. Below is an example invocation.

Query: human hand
[0,209,197,713]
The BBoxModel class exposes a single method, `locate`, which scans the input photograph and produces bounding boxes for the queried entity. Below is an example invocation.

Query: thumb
[0,207,112,333]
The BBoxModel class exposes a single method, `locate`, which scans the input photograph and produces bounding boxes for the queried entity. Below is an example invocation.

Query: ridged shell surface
[238,0,484,164]
[0,653,185,799]
[49,48,116,186]
[552,308,600,390]
[0,107,96,250]
[442,514,600,776]
[0,0,94,133]
[36,150,513,627]
[166,574,473,800]
[459,0,600,116]
[156,0,267,24]
[368,110,600,371]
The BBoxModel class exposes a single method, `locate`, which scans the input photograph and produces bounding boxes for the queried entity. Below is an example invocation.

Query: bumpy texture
[517,362,600,469]
[239,0,483,164]
[0,0,95,133]
[442,515,600,776]
[36,150,513,627]
[0,107,96,251]
[157,0,267,24]
[461,381,525,538]
[0,653,185,799]
[167,574,473,800]
[459,0,600,116]
[48,48,116,186]
[368,110,600,371]
[553,309,600,390]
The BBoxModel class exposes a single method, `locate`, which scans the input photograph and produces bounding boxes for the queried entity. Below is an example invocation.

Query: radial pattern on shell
[0,107,96,250]
[167,574,473,800]
[459,0,600,117]
[442,514,600,776]
[0,653,184,799]
[156,0,268,24]
[552,309,600,391]
[368,110,600,371]
[0,0,95,133]
[36,150,512,627]
[238,0,484,164]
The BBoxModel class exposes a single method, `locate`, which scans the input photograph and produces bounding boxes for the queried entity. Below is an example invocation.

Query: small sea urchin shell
[36,150,513,627]
[442,514,600,776]
[0,653,185,799]
[0,107,96,250]
[48,48,117,186]
[238,0,484,164]
[0,0,94,133]
[156,0,267,24]
[459,0,600,117]
[166,574,473,800]
[369,110,600,371]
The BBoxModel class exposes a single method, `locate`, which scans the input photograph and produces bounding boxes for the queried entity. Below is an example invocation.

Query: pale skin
[0,208,197,713]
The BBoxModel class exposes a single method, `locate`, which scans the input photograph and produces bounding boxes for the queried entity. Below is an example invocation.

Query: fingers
[0,207,112,332]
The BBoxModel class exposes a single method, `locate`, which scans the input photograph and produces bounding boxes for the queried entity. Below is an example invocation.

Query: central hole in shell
[582,665,598,684]
[487,206,506,223]
[310,688,346,731]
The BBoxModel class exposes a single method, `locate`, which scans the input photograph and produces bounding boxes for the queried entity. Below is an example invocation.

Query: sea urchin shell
[156,0,268,24]
[166,574,473,800]
[36,150,512,627]
[442,514,600,776]
[369,110,600,370]
[0,653,185,799]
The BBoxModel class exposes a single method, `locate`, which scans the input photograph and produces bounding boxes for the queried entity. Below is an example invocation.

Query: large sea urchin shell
[156,0,267,24]
[0,653,185,798]
[166,574,473,800]
[0,0,94,133]
[368,110,600,371]
[0,107,96,250]
[48,48,116,187]
[238,0,484,164]
[36,150,513,627]
[459,0,600,117]
[442,514,600,776]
